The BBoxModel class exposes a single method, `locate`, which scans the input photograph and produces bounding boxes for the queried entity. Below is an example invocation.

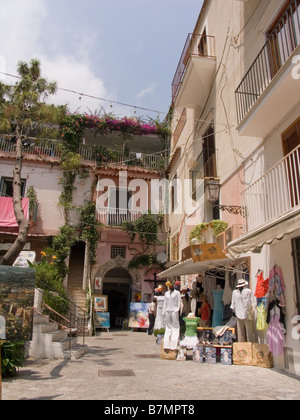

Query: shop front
[156,243,287,370]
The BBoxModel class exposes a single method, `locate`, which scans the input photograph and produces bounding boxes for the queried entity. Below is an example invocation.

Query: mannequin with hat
[162,281,181,350]
[154,284,166,331]
[230,279,254,342]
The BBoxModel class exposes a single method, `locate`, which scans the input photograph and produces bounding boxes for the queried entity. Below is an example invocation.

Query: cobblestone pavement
[2,332,300,401]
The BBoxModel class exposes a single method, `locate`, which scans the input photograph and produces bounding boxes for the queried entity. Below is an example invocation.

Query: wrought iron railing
[0,137,166,170]
[172,33,216,103]
[235,0,300,124]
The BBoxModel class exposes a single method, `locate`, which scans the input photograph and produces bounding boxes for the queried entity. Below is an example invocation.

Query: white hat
[236,279,248,288]
[187,312,197,318]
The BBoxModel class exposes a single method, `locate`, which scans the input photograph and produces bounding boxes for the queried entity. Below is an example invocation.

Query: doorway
[103,268,131,329]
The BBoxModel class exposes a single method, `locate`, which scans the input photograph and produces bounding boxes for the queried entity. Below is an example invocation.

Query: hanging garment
[203,276,217,309]
[255,272,270,298]
[256,302,268,331]
[223,272,234,306]
[267,313,285,356]
[163,290,181,350]
[268,265,286,307]
[212,289,224,328]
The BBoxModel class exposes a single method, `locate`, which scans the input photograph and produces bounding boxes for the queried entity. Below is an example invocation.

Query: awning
[157,257,230,278]
[0,197,29,228]
[228,206,300,258]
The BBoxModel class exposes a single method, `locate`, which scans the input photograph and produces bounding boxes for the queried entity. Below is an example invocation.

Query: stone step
[33,322,58,334]
[63,344,89,360]
[51,337,78,358]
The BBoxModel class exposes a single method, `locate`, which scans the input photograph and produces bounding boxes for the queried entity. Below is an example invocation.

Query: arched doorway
[103,268,131,329]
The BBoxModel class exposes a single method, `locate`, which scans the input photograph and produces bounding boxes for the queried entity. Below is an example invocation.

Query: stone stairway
[29,313,88,360]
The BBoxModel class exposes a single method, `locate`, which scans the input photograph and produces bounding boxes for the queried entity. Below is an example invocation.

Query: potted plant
[189,220,228,244]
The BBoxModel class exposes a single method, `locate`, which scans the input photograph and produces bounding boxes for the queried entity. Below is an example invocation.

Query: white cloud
[0,0,109,114]
[135,82,157,100]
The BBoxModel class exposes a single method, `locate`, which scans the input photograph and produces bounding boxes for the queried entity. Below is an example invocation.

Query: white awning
[228,207,300,258]
[157,257,230,278]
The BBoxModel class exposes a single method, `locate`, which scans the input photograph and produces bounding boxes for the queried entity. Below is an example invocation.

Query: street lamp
[205,178,246,217]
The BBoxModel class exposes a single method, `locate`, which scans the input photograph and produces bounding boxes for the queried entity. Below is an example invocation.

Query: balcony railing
[243,144,300,233]
[172,33,216,103]
[96,207,142,226]
[0,137,165,171]
[235,0,300,124]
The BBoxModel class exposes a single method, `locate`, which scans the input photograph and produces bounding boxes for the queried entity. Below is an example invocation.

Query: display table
[197,327,235,364]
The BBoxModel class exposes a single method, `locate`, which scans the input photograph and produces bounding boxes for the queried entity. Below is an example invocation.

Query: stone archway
[94,255,142,297]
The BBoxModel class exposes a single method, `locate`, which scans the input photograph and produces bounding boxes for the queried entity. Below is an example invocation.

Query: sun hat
[187,312,197,318]
[236,279,249,288]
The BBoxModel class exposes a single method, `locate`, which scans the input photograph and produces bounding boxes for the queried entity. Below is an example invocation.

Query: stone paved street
[2,332,300,401]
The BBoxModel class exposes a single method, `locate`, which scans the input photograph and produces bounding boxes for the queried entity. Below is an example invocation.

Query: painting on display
[94,312,110,329]
[128,302,150,329]
[94,295,108,312]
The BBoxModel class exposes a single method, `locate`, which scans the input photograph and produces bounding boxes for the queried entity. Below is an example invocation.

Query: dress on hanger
[267,312,285,356]
[212,289,224,328]
[255,272,270,298]
[256,302,268,331]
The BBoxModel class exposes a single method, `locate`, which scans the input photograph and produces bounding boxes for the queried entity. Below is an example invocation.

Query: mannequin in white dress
[162,281,181,350]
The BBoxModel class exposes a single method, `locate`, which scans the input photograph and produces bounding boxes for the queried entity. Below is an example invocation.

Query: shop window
[111,245,126,259]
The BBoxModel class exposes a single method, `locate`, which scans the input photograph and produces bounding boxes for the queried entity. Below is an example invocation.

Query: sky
[0,0,203,120]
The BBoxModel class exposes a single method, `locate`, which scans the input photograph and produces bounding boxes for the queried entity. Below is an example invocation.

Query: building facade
[0,117,168,329]
[162,0,300,375]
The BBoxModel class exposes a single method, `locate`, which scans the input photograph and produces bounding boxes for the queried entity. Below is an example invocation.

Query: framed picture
[94,312,110,329]
[94,295,108,312]
[129,302,150,329]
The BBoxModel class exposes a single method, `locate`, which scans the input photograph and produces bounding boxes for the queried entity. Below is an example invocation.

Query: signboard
[13,251,36,268]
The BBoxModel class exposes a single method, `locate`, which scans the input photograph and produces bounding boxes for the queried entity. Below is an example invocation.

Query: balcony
[243,144,300,233]
[0,137,165,171]
[235,0,300,137]
[96,207,142,227]
[172,33,216,108]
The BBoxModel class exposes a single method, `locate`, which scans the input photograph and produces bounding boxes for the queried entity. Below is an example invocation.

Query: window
[111,245,126,259]
[292,237,300,314]
[267,0,300,76]
[0,177,26,198]
[171,174,178,213]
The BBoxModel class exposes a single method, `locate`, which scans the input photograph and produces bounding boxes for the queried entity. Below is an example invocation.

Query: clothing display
[212,288,224,328]
[154,295,165,331]
[268,265,286,307]
[255,272,270,298]
[256,302,268,331]
[230,287,252,320]
[267,313,285,356]
[162,289,181,350]
[179,315,200,349]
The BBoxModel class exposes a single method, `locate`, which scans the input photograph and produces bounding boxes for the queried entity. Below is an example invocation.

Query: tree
[0,59,66,266]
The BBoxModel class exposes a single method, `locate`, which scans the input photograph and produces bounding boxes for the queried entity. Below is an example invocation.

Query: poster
[129,302,150,329]
[94,312,110,329]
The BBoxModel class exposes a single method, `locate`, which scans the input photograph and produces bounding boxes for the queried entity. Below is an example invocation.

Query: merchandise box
[205,346,217,364]
[193,344,204,363]
[220,348,233,365]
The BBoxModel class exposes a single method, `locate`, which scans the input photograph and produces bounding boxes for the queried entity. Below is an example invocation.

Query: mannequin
[230,279,254,342]
[162,281,181,350]
[177,312,200,361]
[212,284,224,328]
[154,285,165,331]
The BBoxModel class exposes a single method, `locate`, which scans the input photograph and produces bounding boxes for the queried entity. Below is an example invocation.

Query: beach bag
[233,342,253,366]
[160,341,178,360]
[252,343,273,368]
